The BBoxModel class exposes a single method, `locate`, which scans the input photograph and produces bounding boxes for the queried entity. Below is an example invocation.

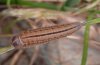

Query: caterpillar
[11,22,83,48]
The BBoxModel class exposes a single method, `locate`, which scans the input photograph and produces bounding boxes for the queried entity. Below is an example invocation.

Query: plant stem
[7,0,11,9]
[81,24,90,65]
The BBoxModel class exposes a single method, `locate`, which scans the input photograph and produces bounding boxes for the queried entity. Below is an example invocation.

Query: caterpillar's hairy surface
[12,22,83,49]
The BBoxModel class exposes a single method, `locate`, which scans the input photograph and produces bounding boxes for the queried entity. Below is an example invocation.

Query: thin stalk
[81,24,90,65]
[0,46,14,55]
[7,0,12,9]
[81,18,100,65]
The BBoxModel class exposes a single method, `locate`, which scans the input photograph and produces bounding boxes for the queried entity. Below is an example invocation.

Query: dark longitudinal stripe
[23,25,80,38]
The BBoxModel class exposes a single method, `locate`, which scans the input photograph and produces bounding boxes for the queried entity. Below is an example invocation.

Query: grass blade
[81,24,90,65]
[6,0,11,8]
[18,0,58,10]
[61,0,81,11]
[0,46,14,55]
[81,18,100,65]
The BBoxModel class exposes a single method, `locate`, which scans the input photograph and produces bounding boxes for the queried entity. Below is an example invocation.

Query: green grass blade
[0,0,16,4]
[6,0,11,8]
[61,0,81,11]
[81,18,100,65]
[0,46,14,55]
[81,24,90,65]
[87,18,100,25]
[0,0,58,10]
[17,0,58,10]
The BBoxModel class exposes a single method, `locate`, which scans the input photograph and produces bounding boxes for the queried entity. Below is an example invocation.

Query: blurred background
[0,0,100,65]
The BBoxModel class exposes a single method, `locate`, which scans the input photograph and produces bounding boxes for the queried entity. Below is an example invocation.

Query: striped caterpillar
[11,22,83,48]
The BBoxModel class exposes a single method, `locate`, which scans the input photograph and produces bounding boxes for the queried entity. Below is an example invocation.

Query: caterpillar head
[11,36,23,48]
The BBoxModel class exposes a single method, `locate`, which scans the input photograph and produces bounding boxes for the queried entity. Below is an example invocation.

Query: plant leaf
[0,46,14,55]
[17,0,58,10]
